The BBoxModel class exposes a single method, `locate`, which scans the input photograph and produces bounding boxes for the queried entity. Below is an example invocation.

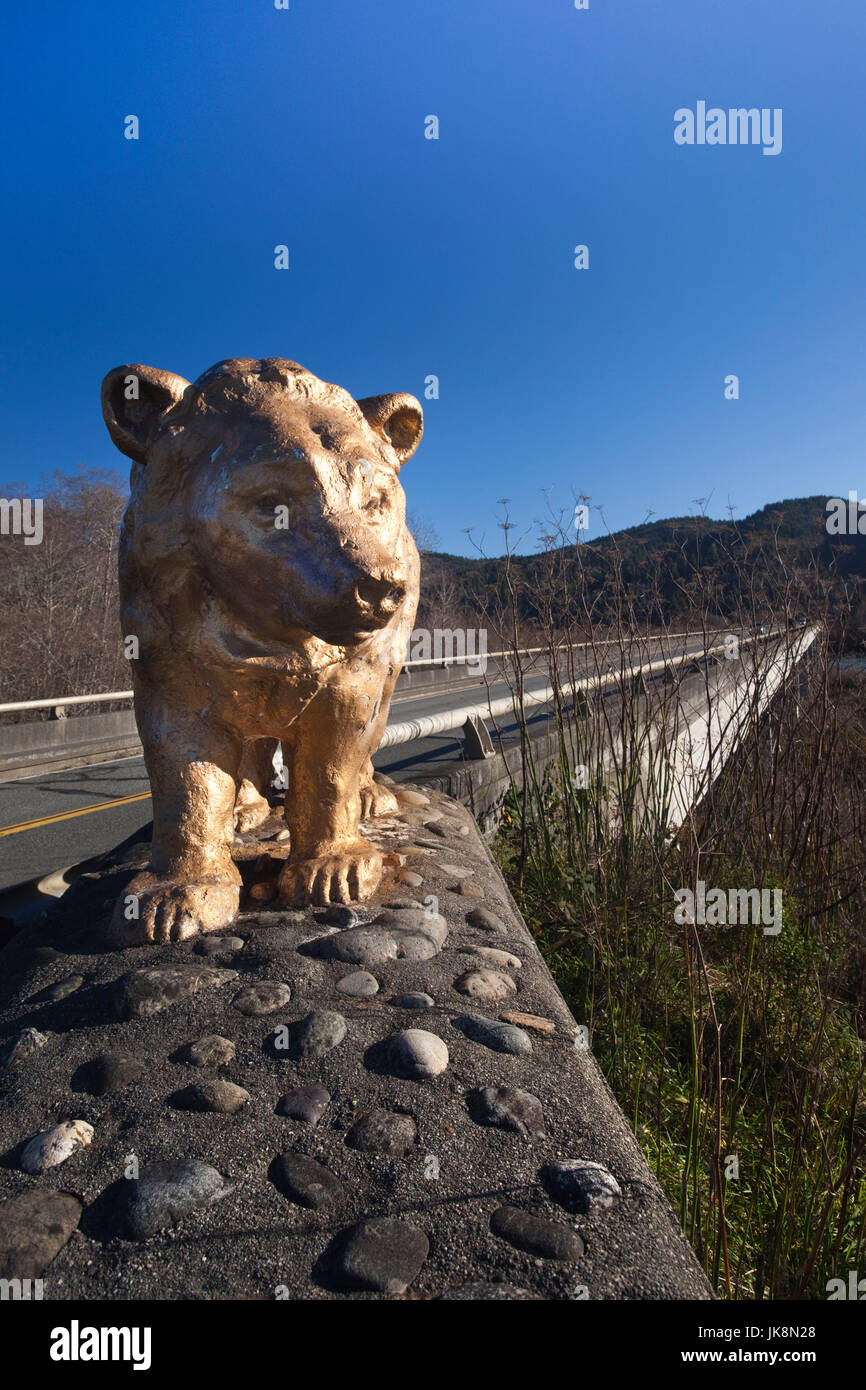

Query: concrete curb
[0,786,712,1300]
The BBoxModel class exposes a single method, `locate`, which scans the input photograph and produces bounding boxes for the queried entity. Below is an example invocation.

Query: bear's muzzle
[353,573,406,625]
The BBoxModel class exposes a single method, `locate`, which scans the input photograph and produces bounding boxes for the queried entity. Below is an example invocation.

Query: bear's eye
[198,379,236,409]
[355,459,392,498]
[314,426,343,451]
[364,490,388,512]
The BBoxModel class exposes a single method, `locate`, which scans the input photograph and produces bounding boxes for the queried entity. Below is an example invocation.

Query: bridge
[0,626,813,903]
[0,626,817,1300]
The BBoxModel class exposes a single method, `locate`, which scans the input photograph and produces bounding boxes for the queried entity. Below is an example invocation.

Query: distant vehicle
[751,623,768,635]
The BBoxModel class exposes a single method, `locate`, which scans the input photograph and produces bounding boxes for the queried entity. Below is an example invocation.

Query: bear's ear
[357,392,423,466]
[101,365,190,463]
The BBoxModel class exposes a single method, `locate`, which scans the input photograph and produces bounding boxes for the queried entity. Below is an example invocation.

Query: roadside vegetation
[489,511,866,1299]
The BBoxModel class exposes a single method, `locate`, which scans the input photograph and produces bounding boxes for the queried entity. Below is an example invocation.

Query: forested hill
[3,480,865,709]
[418,496,866,642]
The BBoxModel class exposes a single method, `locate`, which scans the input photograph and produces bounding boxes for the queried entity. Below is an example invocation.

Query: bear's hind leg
[358,758,399,818]
[235,738,281,833]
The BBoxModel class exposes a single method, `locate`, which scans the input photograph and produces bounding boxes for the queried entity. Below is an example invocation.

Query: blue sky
[2,0,864,555]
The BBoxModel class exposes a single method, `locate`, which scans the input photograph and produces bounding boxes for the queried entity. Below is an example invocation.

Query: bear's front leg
[358,663,402,818]
[108,705,243,946]
[278,689,385,906]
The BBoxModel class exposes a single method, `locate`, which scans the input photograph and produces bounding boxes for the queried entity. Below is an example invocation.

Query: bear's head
[101,358,423,648]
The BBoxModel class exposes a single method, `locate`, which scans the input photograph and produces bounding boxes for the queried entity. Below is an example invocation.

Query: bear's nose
[356,574,405,613]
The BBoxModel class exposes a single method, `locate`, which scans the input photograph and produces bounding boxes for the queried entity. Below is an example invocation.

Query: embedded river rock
[0,784,712,1300]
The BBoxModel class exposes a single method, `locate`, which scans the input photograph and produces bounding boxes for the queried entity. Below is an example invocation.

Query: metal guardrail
[0,629,744,714]
[400,629,711,670]
[0,691,135,715]
[381,629,789,756]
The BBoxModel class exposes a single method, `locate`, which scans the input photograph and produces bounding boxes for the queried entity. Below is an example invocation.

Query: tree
[0,467,129,710]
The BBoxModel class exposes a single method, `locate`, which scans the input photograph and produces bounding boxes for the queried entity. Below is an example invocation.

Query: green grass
[494,671,866,1300]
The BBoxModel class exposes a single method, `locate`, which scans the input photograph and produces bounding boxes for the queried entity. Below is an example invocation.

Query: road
[0,635,714,894]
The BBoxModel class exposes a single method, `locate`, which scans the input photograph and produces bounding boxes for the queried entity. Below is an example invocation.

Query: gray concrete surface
[0,785,712,1300]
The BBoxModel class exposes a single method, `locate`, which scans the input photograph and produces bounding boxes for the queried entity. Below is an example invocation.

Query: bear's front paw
[278,841,384,906]
[107,874,241,946]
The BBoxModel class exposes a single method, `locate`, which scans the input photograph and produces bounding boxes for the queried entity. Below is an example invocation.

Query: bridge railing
[0,627,747,715]
[0,628,797,780]
[400,628,713,671]
[381,627,787,756]
[0,691,135,717]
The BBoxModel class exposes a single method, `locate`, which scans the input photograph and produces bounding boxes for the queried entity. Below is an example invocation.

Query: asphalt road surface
[0,635,713,894]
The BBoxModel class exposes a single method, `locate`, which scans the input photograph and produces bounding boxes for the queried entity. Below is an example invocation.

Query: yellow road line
[0,791,152,838]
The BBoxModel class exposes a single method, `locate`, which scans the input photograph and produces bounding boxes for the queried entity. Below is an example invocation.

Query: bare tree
[0,467,129,712]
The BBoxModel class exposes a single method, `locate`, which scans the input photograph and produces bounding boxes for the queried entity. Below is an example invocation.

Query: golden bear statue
[101,357,422,943]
